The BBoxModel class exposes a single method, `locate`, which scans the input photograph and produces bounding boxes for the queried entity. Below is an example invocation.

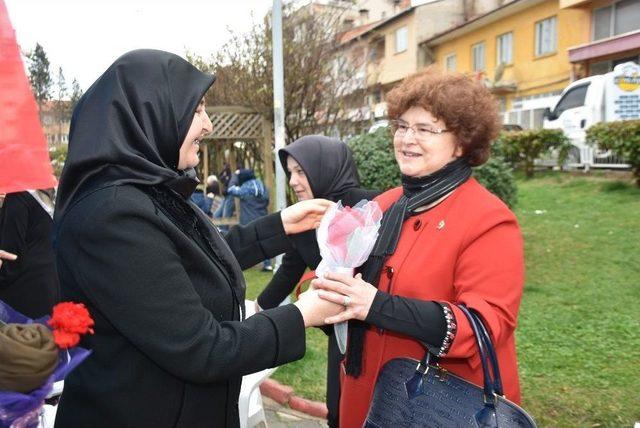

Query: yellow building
[561,0,640,76]
[338,0,468,123]
[421,0,593,129]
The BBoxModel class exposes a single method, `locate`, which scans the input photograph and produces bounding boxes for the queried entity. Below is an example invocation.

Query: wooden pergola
[201,106,276,217]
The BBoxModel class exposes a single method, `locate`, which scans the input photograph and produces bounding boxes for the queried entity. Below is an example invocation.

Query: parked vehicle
[543,61,639,168]
[368,120,389,133]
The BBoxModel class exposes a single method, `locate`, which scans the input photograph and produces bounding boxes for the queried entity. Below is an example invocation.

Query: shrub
[347,128,400,191]
[493,129,572,178]
[473,157,518,208]
[586,120,640,186]
[49,144,68,178]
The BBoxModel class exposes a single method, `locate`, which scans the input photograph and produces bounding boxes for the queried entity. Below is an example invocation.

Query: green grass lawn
[244,172,640,427]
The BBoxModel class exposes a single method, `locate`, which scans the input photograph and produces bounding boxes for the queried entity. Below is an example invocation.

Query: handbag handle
[417,305,504,404]
[468,307,504,397]
[457,305,497,403]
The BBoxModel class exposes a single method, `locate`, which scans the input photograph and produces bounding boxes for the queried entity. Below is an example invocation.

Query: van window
[554,84,590,117]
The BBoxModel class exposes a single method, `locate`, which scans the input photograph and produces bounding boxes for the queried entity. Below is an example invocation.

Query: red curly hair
[386,67,501,166]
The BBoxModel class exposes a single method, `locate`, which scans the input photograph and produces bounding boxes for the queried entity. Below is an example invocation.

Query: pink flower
[326,206,368,261]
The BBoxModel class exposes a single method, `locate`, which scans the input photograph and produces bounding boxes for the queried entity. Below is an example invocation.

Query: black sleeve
[257,250,308,309]
[0,194,29,285]
[342,188,383,207]
[365,290,447,351]
[223,212,293,270]
[61,193,305,383]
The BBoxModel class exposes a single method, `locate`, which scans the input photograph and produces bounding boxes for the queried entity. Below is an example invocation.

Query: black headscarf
[278,135,360,202]
[54,49,215,222]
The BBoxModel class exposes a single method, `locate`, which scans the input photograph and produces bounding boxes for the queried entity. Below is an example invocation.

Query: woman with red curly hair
[313,68,525,427]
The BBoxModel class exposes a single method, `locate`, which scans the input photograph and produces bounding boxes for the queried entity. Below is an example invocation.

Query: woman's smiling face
[177,98,212,170]
[393,106,461,177]
[287,156,313,201]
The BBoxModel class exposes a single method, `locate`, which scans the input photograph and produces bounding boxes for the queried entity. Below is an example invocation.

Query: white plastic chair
[239,366,276,428]
[239,300,278,428]
[39,380,64,428]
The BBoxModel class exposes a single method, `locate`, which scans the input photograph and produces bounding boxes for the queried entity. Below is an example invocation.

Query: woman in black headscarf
[0,188,59,318]
[52,50,342,428]
[256,135,380,428]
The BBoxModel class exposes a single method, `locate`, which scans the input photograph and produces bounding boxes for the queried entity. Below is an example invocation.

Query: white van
[543,61,639,168]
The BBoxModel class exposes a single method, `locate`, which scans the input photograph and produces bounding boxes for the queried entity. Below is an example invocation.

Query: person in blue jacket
[227,169,272,271]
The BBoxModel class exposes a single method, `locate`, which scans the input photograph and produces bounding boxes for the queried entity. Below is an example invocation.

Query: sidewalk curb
[260,379,328,419]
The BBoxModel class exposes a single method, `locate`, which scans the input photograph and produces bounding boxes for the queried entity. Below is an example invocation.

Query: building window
[589,60,612,75]
[593,0,640,41]
[369,89,382,105]
[445,53,457,71]
[535,16,557,56]
[418,44,435,67]
[395,26,408,53]
[472,42,485,71]
[496,32,513,65]
[498,96,507,113]
[369,38,385,61]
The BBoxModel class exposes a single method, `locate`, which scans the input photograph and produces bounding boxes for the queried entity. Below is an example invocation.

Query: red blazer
[339,178,525,427]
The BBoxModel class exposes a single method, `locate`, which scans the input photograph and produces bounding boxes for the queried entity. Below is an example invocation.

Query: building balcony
[560,0,592,9]
[489,82,518,94]
[568,30,640,63]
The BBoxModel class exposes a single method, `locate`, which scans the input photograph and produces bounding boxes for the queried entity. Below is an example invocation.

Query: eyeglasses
[390,119,450,140]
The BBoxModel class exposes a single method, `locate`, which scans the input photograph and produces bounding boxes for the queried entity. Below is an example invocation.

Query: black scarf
[345,157,472,377]
[54,49,215,223]
[278,135,361,202]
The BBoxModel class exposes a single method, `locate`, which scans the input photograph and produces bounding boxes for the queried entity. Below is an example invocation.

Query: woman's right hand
[280,199,334,235]
[294,289,344,327]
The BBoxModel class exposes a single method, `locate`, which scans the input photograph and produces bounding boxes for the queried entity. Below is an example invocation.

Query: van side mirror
[543,107,555,121]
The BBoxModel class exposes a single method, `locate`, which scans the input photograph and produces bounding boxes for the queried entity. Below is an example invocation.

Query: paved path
[262,397,328,428]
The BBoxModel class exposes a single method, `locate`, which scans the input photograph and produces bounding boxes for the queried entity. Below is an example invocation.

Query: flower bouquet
[0,301,94,428]
[316,200,383,353]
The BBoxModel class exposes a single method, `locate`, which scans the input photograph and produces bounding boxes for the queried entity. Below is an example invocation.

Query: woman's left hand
[281,199,334,235]
[312,272,377,323]
[0,250,17,269]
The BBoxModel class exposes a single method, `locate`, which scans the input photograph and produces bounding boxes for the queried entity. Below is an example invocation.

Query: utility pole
[272,0,286,213]
[272,0,288,282]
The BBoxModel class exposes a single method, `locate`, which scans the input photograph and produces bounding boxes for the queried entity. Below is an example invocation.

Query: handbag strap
[418,305,504,403]
[469,308,504,396]
[457,305,497,403]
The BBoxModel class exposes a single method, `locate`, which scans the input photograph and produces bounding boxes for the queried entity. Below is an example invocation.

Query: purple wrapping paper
[0,300,91,428]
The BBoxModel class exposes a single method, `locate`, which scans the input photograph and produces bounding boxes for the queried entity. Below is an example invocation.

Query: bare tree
[53,67,69,145]
[69,78,84,113]
[189,3,365,144]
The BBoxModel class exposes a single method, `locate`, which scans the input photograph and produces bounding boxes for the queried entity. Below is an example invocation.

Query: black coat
[54,184,306,428]
[0,191,59,318]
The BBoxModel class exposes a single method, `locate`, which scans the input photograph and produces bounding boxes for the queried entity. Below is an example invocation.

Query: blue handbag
[364,305,536,428]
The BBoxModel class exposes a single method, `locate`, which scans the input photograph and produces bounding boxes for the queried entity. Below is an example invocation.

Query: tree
[27,43,52,120]
[69,78,83,112]
[189,3,365,144]
[53,67,69,144]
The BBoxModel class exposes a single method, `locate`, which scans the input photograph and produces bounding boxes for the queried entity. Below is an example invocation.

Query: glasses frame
[390,119,450,140]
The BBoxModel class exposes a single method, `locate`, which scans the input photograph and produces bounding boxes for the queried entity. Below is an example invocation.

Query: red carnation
[48,302,95,349]
[52,329,81,348]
